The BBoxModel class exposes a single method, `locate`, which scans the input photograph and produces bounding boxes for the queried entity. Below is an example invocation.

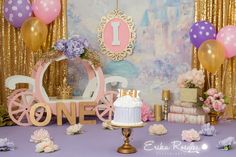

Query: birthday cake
[111,94,143,126]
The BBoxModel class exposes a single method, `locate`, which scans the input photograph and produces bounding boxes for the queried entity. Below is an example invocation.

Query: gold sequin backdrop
[0,0,67,106]
[193,0,236,118]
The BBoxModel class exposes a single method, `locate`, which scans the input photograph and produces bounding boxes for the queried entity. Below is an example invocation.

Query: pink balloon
[32,0,61,24]
[216,26,236,58]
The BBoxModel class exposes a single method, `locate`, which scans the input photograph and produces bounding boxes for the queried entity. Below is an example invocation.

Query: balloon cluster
[189,21,236,73]
[3,0,61,51]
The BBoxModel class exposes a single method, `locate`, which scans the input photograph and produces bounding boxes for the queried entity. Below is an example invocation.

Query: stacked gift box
[168,88,206,124]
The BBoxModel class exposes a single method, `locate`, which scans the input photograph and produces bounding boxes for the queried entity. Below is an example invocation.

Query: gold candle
[162,90,170,101]
[162,89,171,120]
[154,104,162,121]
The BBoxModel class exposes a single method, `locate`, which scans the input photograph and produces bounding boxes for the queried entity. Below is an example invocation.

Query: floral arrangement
[30,129,59,153]
[30,129,51,143]
[35,138,59,153]
[0,138,15,151]
[53,35,101,68]
[181,129,200,142]
[199,123,216,136]
[141,102,154,122]
[66,123,83,135]
[217,137,236,151]
[149,124,167,135]
[199,88,228,113]
[177,68,205,89]
[54,36,89,59]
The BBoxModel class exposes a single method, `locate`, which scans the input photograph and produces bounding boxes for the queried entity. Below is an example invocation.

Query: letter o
[30,103,52,126]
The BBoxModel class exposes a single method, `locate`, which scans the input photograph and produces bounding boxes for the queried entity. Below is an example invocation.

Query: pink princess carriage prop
[5,51,128,126]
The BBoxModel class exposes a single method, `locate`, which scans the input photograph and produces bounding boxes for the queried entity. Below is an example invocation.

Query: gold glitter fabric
[0,0,67,106]
[193,0,236,118]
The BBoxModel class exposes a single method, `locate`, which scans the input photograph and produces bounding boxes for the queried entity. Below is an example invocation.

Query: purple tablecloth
[0,120,236,157]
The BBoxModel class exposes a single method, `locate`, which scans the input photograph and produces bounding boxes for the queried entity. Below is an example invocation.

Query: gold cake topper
[118,89,140,98]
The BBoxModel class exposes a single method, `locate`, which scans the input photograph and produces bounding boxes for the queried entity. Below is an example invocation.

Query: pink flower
[141,102,154,122]
[213,93,221,99]
[207,88,217,96]
[204,97,212,107]
[212,100,226,112]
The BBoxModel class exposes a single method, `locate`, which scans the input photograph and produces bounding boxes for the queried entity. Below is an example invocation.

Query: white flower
[149,124,167,135]
[66,123,83,135]
[202,105,211,113]
[182,129,200,142]
[35,139,59,153]
[30,129,51,143]
[177,69,205,88]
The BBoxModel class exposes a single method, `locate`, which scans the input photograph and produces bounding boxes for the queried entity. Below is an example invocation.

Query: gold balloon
[21,17,48,51]
[198,40,225,74]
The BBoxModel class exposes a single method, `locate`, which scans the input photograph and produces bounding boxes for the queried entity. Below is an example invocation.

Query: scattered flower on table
[199,123,216,136]
[141,101,154,122]
[35,138,59,153]
[0,138,15,151]
[217,137,236,151]
[199,88,228,113]
[66,123,83,135]
[149,124,167,135]
[182,129,200,142]
[30,128,51,143]
[177,68,205,89]
[102,121,118,130]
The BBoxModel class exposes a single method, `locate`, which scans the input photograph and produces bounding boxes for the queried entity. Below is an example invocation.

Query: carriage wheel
[95,91,118,122]
[7,88,27,103]
[8,91,44,126]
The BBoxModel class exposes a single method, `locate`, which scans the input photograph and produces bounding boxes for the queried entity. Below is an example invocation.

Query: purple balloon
[4,0,32,28]
[189,21,216,48]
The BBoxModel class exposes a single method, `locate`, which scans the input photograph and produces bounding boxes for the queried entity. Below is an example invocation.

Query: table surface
[0,120,236,157]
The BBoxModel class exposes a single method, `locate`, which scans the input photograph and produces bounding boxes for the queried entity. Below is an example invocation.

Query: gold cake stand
[111,122,145,154]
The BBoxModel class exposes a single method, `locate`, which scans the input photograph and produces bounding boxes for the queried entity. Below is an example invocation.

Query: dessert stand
[111,123,145,154]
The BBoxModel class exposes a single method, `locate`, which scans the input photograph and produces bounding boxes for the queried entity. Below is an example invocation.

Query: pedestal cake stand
[111,123,145,154]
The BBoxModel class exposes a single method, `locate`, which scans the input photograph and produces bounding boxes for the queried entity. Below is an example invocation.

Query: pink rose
[141,102,154,122]
[212,100,225,112]
[213,93,221,99]
[209,96,215,102]
[204,97,212,107]
[207,88,218,96]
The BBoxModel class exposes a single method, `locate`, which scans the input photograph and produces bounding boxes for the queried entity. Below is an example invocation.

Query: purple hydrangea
[54,36,89,59]
[54,39,67,52]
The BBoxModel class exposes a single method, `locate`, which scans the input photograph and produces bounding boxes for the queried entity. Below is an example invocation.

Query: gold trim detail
[97,9,136,61]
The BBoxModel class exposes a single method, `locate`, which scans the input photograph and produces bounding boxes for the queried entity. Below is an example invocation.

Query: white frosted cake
[111,95,143,126]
